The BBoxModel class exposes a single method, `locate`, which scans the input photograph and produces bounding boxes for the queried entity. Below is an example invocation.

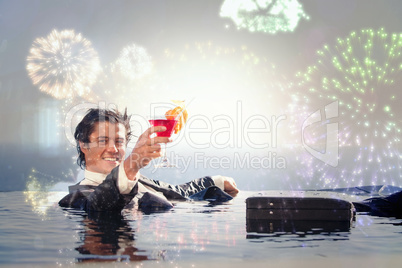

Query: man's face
[80,121,127,174]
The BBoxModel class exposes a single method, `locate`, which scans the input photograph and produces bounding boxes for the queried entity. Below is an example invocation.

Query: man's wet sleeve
[139,175,216,199]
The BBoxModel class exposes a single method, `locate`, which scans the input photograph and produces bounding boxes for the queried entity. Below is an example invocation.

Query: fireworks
[26,29,101,99]
[220,0,309,34]
[112,44,153,80]
[286,28,402,189]
[68,43,155,117]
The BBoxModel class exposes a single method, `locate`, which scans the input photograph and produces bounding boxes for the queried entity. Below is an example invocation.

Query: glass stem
[162,143,167,162]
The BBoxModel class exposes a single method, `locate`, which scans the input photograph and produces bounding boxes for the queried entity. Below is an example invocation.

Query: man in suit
[59,108,239,211]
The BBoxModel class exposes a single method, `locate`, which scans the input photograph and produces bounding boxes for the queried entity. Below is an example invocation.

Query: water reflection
[247,219,352,234]
[63,201,237,263]
[64,209,151,263]
[246,219,352,248]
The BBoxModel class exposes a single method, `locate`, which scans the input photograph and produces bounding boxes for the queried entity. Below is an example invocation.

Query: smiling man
[81,120,127,174]
[59,108,239,212]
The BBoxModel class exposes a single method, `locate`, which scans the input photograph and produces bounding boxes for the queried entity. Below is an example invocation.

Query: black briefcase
[246,194,355,233]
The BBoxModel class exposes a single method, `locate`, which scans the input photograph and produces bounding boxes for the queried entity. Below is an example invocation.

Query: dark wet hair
[74,108,132,169]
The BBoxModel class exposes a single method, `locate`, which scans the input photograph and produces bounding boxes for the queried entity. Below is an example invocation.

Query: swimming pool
[1,190,402,267]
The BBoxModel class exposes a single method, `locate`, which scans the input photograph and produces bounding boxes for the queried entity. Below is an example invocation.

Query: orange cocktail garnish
[165,100,188,134]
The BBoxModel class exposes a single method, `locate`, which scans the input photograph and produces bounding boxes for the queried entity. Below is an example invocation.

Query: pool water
[1,190,402,267]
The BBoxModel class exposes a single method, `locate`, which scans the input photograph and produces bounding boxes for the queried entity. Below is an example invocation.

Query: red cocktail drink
[148,119,178,137]
[148,117,178,168]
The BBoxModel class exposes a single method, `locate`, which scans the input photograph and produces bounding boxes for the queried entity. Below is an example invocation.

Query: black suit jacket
[58,166,218,212]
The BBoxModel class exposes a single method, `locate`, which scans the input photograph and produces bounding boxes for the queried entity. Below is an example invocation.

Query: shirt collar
[84,169,107,185]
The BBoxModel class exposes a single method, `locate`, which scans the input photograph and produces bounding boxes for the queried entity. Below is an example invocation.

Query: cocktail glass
[148,116,178,168]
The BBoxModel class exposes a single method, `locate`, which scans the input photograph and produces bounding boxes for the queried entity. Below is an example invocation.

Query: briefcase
[246,193,355,233]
